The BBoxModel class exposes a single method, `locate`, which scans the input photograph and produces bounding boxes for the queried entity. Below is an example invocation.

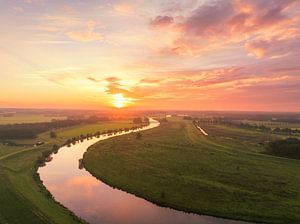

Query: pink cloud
[150,0,300,57]
[150,16,174,28]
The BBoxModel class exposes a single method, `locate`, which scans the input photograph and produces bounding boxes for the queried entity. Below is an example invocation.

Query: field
[234,119,300,130]
[0,120,134,224]
[0,114,67,125]
[84,117,300,224]
[200,123,286,152]
[0,144,27,157]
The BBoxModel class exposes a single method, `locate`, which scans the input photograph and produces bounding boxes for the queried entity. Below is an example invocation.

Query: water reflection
[39,119,250,224]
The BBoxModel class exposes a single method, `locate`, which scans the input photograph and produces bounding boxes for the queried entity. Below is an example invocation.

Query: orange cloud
[65,21,103,42]
[245,40,268,58]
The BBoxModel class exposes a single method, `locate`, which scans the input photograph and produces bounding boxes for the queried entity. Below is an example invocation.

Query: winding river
[39,118,250,224]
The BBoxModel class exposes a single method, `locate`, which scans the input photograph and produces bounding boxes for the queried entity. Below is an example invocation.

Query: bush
[266,138,300,160]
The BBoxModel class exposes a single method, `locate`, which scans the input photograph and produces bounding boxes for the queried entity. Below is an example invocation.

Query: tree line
[0,116,110,139]
[265,138,300,160]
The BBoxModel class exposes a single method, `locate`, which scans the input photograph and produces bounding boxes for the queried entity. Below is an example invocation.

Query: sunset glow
[1,1,300,223]
[0,0,299,111]
[112,94,126,109]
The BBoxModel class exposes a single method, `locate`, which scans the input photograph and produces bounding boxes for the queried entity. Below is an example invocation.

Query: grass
[0,115,66,125]
[236,119,300,129]
[84,117,300,224]
[202,123,287,152]
[55,120,133,138]
[1,120,134,146]
[0,120,134,224]
[0,144,27,157]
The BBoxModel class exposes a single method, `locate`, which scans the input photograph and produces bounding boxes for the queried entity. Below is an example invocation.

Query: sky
[0,0,300,111]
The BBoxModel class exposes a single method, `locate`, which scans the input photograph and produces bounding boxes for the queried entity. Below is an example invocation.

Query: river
[38,118,250,224]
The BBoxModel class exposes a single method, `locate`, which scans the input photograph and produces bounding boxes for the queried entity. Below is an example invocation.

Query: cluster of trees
[0,118,100,139]
[266,138,300,160]
[35,149,53,167]
[238,122,300,135]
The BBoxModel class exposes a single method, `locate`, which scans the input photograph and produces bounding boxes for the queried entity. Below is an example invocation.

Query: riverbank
[83,117,300,224]
[0,120,135,224]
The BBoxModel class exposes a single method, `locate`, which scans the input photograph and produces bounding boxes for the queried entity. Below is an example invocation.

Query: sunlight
[112,93,127,108]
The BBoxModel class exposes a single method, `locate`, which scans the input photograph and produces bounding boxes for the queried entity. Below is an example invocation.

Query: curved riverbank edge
[34,120,153,223]
[33,146,88,224]
[83,128,259,224]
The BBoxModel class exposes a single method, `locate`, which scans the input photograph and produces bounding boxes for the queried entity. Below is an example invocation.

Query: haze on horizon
[0,0,300,111]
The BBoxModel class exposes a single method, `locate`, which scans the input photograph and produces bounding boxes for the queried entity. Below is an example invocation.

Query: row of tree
[0,119,87,139]
[238,122,300,135]
[0,115,135,140]
[63,122,150,147]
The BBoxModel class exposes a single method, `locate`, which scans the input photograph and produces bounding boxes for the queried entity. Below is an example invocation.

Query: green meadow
[84,117,300,224]
[0,121,134,224]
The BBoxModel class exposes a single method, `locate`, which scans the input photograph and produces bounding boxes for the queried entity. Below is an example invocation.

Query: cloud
[245,40,268,58]
[150,0,299,56]
[87,77,100,82]
[182,0,234,36]
[65,21,103,42]
[245,37,300,59]
[24,0,42,3]
[113,3,134,15]
[271,66,300,72]
[150,16,174,28]
[104,76,136,99]
[13,7,24,13]
[105,77,119,83]
[39,64,300,110]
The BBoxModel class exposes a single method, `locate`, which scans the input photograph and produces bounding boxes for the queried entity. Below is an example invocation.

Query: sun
[112,93,127,108]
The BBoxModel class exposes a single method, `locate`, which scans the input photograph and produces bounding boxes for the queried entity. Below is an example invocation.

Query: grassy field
[236,119,300,129]
[0,114,67,125]
[55,120,133,138]
[84,117,300,224]
[0,120,134,224]
[201,123,286,152]
[0,144,27,157]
